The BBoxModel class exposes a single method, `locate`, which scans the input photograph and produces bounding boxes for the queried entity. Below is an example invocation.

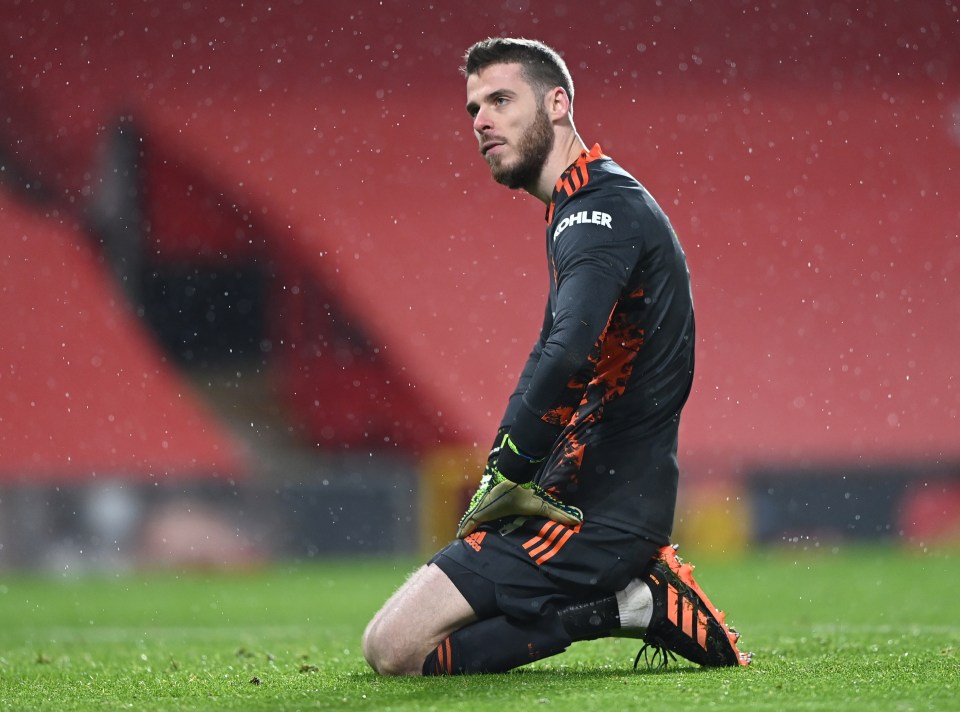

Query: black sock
[557,595,621,641]
[422,610,572,675]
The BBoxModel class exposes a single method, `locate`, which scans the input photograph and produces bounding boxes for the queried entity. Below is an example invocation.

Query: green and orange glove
[456,433,583,539]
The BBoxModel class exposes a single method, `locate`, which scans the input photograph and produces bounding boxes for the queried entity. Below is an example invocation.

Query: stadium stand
[1,1,958,555]
[0,187,247,481]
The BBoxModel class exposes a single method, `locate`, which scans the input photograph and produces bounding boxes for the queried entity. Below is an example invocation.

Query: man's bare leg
[363,560,597,676]
[362,563,477,676]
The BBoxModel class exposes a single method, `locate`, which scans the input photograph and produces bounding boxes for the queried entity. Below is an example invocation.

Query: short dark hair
[462,37,574,108]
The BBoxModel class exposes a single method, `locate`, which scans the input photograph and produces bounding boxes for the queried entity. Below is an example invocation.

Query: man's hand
[456,461,583,539]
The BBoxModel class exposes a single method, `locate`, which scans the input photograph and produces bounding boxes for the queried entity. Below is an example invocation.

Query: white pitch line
[811,623,960,636]
[15,625,350,644]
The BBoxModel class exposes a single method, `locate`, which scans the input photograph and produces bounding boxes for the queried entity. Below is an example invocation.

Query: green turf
[0,545,957,710]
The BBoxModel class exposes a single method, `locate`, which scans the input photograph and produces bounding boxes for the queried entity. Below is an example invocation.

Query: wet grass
[0,545,957,710]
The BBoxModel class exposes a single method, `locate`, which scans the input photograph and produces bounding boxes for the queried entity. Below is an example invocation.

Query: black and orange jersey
[501,144,695,542]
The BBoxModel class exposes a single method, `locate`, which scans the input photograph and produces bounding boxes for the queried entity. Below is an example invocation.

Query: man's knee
[361,563,477,676]
[362,616,423,676]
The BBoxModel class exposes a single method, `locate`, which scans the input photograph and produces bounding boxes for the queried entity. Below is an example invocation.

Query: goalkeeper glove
[456,434,583,539]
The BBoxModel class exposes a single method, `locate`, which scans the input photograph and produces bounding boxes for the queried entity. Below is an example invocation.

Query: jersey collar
[545,143,606,223]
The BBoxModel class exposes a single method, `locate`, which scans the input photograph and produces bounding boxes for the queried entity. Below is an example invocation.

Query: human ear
[545,87,571,120]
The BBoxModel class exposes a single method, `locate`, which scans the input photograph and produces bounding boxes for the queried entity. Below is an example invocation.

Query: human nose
[472,106,492,134]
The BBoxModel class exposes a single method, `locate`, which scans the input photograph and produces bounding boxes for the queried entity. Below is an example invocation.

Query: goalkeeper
[362,37,750,675]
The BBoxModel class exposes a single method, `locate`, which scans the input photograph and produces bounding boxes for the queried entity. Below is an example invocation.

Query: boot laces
[634,637,677,671]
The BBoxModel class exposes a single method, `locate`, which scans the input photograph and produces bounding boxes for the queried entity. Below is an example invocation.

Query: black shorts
[430,516,659,622]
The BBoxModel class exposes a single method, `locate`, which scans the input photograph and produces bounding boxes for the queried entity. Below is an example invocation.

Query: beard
[487,104,554,190]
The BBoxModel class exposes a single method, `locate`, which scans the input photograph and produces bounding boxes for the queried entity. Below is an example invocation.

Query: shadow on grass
[351,662,715,685]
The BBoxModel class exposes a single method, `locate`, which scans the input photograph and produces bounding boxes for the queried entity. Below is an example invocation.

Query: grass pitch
[0,545,957,711]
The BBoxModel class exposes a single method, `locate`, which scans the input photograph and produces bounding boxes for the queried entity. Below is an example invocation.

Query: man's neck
[528,131,589,204]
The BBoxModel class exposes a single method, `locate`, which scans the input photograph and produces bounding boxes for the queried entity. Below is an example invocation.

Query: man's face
[465,62,554,190]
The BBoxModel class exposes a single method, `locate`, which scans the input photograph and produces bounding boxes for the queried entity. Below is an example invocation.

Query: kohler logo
[553,210,613,240]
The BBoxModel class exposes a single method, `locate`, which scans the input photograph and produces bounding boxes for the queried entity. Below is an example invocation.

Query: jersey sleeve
[508,193,640,457]
[498,300,551,434]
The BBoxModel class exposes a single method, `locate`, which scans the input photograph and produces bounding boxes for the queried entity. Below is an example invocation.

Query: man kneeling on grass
[362,37,751,676]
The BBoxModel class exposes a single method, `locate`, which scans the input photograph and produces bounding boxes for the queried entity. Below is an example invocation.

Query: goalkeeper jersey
[501,144,695,542]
